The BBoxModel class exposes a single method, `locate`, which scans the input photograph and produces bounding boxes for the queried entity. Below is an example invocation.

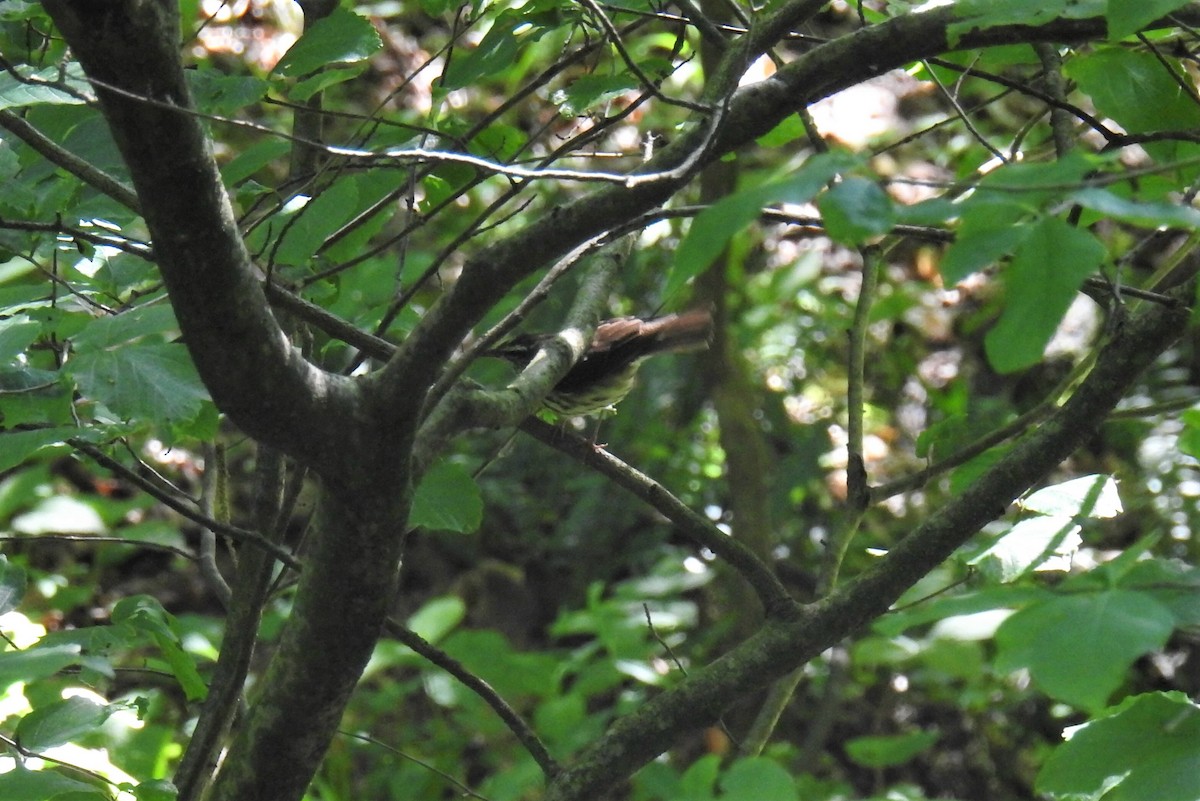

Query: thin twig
[340,730,495,801]
[0,110,140,212]
[383,620,560,777]
[575,0,711,112]
[521,420,797,617]
[70,439,299,569]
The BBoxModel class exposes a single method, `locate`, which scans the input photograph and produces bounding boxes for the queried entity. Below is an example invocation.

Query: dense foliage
[3,1,1200,799]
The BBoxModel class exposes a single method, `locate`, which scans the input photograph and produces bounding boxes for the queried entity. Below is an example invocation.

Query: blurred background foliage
[3,0,1200,799]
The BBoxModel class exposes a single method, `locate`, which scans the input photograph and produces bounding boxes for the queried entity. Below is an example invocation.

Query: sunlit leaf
[996,591,1174,711]
[1038,692,1200,800]
[272,7,382,77]
[16,696,112,751]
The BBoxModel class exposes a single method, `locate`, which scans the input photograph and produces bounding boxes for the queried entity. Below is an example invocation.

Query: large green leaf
[273,177,360,267]
[948,0,1103,46]
[984,217,1105,373]
[1069,47,1200,131]
[995,590,1175,711]
[0,765,103,801]
[816,176,895,245]
[552,73,640,117]
[1070,187,1200,229]
[441,9,554,91]
[1067,47,1200,163]
[0,63,91,110]
[1107,0,1194,40]
[845,731,940,769]
[0,427,75,472]
[272,7,382,77]
[0,314,41,362]
[16,696,112,751]
[67,343,210,425]
[70,305,178,353]
[409,461,482,533]
[440,629,560,698]
[0,644,82,692]
[186,70,269,116]
[719,757,800,801]
[1037,692,1200,801]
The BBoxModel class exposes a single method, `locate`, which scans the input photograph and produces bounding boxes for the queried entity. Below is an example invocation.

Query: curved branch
[41,0,363,479]
[384,620,560,777]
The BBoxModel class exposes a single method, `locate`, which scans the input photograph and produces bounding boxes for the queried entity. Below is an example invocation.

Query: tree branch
[41,0,365,481]
[541,293,1190,800]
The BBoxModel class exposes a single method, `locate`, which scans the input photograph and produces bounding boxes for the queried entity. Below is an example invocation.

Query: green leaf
[939,224,1030,283]
[186,71,268,116]
[287,65,366,102]
[970,515,1082,581]
[1020,474,1122,518]
[67,343,210,425]
[0,765,100,801]
[409,461,482,533]
[0,63,91,110]
[0,644,82,692]
[1067,48,1200,135]
[1107,0,1193,41]
[112,596,207,701]
[1122,559,1200,627]
[679,754,721,801]
[440,630,560,698]
[70,305,179,352]
[816,177,895,245]
[935,155,1096,282]
[984,217,1106,373]
[0,555,27,616]
[719,757,799,801]
[0,377,76,428]
[406,596,466,643]
[551,73,639,117]
[0,314,41,362]
[441,10,522,91]
[995,590,1175,711]
[221,139,291,186]
[948,0,1104,47]
[845,730,940,768]
[1037,692,1200,801]
[1070,187,1200,229]
[671,150,858,298]
[272,7,382,77]
[1182,408,1200,460]
[130,779,179,801]
[273,178,359,266]
[16,696,112,751]
[756,115,807,148]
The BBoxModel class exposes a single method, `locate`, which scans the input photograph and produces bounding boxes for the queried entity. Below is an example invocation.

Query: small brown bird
[490,310,713,416]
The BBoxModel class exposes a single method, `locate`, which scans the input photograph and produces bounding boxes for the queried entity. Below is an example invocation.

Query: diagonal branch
[522,420,797,618]
[540,290,1190,800]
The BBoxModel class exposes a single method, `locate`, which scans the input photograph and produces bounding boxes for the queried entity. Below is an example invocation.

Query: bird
[489,310,713,417]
